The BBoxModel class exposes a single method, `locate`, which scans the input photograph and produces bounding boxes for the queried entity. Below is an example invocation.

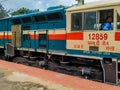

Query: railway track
[0,56,104,83]
[0,54,120,85]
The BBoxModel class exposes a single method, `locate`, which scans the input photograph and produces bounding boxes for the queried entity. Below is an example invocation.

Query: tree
[59,5,66,8]
[10,7,40,16]
[0,3,9,18]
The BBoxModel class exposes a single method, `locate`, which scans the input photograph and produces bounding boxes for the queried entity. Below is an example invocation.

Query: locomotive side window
[99,9,114,30]
[34,15,46,22]
[117,13,120,30]
[71,12,82,31]
[22,17,32,23]
[84,11,97,30]
[12,18,21,24]
[46,12,62,21]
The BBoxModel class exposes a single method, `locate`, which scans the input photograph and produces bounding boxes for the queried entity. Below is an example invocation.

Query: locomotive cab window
[84,11,97,30]
[99,9,114,31]
[71,12,82,31]
[117,12,120,30]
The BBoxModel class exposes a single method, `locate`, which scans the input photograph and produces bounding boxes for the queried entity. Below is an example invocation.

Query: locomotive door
[38,31,48,51]
[12,25,21,47]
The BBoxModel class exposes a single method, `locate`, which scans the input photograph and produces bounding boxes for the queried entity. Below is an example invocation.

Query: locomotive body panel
[66,1,120,58]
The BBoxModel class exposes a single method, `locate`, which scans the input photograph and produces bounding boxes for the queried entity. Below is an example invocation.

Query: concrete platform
[0,68,71,90]
[0,60,120,90]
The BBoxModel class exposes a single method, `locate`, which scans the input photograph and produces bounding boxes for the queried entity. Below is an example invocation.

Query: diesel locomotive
[0,0,120,85]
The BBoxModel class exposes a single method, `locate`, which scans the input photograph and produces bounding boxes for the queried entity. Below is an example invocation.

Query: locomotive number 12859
[88,33,108,40]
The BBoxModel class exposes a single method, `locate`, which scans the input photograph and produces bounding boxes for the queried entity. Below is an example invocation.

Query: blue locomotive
[0,0,120,85]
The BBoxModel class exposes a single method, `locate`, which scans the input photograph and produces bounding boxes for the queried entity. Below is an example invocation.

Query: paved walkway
[0,60,120,90]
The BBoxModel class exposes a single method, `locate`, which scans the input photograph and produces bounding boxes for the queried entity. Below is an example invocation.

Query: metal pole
[14,32,16,48]
[3,32,5,49]
[46,30,49,55]
[34,31,37,52]
[6,20,8,43]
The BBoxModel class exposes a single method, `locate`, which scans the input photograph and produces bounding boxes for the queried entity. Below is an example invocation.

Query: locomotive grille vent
[89,46,99,51]
[6,43,14,56]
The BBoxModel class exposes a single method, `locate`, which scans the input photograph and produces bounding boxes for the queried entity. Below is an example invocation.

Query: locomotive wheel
[12,57,29,66]
[38,60,46,68]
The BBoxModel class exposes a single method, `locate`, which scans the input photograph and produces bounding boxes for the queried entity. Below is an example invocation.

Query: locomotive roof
[12,8,65,19]
[67,0,120,12]
[0,17,11,21]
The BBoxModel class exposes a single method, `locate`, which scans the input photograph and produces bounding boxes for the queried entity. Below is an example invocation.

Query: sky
[1,0,99,11]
